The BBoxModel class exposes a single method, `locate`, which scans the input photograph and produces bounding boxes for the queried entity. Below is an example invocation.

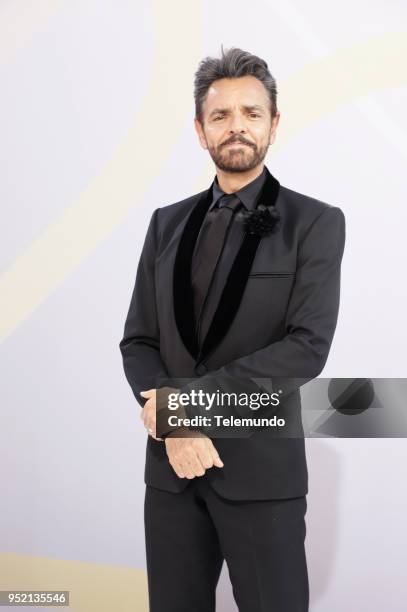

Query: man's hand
[140,388,162,441]
[140,386,183,441]
[164,428,224,479]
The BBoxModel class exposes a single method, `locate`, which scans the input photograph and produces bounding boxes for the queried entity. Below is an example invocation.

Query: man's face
[194,75,280,173]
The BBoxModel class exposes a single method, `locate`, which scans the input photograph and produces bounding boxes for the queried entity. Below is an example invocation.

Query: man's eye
[213,116,224,121]
[249,113,260,118]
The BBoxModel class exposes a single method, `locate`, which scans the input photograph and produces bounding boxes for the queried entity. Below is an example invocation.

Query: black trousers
[144,476,309,612]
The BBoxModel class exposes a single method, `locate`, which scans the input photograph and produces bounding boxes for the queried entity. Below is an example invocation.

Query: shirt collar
[209,165,268,212]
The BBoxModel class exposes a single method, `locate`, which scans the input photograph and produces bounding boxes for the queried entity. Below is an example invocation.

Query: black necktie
[191,193,242,331]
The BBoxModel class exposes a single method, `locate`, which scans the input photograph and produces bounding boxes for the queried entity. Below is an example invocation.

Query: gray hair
[194,46,278,124]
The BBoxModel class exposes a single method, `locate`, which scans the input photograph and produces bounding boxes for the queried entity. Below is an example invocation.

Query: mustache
[221,136,255,148]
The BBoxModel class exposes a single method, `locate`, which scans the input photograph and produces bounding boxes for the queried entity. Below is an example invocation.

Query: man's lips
[224,141,252,148]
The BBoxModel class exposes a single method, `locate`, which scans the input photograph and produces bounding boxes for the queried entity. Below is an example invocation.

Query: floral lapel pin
[236,204,281,237]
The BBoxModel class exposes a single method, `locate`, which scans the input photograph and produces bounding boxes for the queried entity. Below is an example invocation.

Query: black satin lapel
[173,186,214,360]
[198,167,281,363]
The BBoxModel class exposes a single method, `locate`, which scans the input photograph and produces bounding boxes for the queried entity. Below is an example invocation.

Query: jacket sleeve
[175,205,346,430]
[119,208,169,408]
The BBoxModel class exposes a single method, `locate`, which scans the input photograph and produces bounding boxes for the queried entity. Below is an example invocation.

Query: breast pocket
[220,271,296,358]
[244,271,297,327]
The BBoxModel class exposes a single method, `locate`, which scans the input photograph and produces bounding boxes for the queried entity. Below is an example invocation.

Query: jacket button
[195,363,208,376]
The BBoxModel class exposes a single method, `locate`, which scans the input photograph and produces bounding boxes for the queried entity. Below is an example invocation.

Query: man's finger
[170,460,185,478]
[177,462,190,479]
[149,433,163,441]
[189,454,206,477]
[140,389,155,397]
[197,447,214,470]
[210,446,224,468]
[181,455,202,479]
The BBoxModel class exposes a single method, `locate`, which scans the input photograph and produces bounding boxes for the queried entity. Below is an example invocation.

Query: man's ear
[269,111,281,146]
[194,117,208,150]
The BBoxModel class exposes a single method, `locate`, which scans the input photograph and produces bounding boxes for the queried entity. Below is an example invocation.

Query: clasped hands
[140,387,224,479]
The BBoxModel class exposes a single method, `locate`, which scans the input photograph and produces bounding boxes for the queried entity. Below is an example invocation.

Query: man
[119,47,346,612]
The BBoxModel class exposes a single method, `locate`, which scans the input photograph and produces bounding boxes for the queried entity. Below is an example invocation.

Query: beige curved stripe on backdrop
[0,30,406,342]
[0,552,149,612]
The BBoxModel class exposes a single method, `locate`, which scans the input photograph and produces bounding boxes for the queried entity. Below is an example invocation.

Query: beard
[207,137,269,173]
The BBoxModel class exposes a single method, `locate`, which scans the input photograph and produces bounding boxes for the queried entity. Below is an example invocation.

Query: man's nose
[228,113,247,133]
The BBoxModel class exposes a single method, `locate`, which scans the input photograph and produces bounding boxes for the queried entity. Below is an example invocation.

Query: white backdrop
[1,1,406,610]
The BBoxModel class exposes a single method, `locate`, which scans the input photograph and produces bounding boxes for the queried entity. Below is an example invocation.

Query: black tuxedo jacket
[119,167,346,500]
